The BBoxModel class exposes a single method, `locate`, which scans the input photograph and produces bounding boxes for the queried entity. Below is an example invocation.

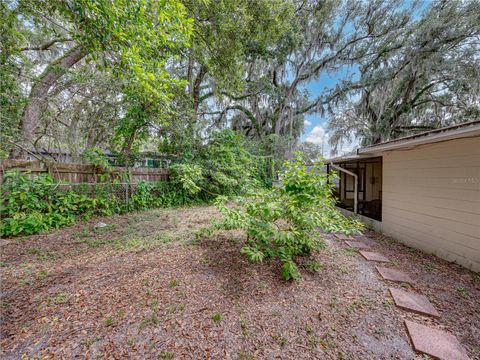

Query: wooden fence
[0,160,169,184]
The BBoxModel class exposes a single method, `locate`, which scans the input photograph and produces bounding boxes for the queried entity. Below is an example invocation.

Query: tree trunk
[10,46,86,159]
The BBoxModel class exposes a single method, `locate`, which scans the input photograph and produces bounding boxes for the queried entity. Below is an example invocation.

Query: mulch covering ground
[1,206,479,359]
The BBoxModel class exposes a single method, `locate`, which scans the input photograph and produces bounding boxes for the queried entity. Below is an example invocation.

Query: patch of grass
[87,235,119,247]
[338,266,350,274]
[257,281,268,290]
[348,296,370,313]
[455,286,469,299]
[25,247,58,261]
[165,303,185,314]
[139,313,160,329]
[36,270,49,281]
[212,313,222,322]
[240,319,249,337]
[383,298,394,307]
[169,279,179,288]
[49,292,69,305]
[329,295,338,309]
[0,261,8,267]
[156,232,174,244]
[159,350,175,359]
[342,246,357,255]
[73,229,90,238]
[424,262,435,270]
[93,224,116,234]
[238,352,254,360]
[272,334,288,348]
[104,316,115,327]
[304,260,322,273]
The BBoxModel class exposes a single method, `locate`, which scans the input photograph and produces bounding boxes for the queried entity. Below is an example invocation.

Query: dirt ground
[1,206,479,359]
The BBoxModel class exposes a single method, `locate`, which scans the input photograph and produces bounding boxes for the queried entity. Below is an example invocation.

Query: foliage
[170,130,265,197]
[82,148,111,169]
[327,0,480,149]
[0,172,201,237]
[208,153,363,280]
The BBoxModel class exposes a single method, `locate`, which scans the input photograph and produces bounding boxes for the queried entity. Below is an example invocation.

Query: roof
[329,120,480,162]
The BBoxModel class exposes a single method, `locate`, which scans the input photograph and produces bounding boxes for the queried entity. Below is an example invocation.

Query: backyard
[1,205,479,359]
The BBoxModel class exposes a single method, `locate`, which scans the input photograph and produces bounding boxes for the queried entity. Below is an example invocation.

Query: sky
[300,66,359,157]
[301,0,430,158]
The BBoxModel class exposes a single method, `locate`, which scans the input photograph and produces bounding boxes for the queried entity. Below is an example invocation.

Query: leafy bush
[209,153,363,280]
[170,130,264,197]
[0,172,202,237]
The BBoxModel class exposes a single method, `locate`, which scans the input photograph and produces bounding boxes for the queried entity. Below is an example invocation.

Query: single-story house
[327,121,480,272]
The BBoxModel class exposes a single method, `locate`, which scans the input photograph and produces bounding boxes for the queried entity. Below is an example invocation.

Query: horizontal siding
[382,136,480,272]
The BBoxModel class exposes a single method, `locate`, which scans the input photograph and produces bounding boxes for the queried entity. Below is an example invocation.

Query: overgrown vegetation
[204,154,363,280]
[0,130,268,236]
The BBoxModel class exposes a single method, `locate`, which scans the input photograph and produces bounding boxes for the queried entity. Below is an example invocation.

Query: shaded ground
[1,206,479,359]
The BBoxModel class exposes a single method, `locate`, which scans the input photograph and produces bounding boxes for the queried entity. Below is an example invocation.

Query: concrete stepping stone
[389,287,440,318]
[359,250,390,262]
[405,320,470,360]
[334,233,354,240]
[345,240,370,249]
[376,266,413,284]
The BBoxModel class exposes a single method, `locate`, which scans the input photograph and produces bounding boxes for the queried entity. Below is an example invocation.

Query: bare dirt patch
[1,206,478,359]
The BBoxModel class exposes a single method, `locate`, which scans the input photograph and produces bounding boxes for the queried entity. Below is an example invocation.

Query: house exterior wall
[382,136,480,272]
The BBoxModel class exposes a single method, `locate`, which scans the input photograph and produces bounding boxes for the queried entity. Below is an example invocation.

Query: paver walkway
[339,232,471,359]
[376,266,413,284]
[359,250,390,262]
[389,287,440,318]
[405,320,470,360]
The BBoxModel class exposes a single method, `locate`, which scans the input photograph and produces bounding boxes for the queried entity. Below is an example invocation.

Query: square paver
[389,288,440,317]
[359,250,390,262]
[334,233,353,241]
[405,320,470,360]
[345,240,370,249]
[376,266,413,284]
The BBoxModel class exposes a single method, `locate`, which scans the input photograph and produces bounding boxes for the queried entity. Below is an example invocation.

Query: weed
[424,262,435,270]
[139,313,160,329]
[93,224,116,234]
[272,334,288,348]
[212,313,222,322]
[26,247,58,261]
[36,270,49,281]
[156,232,174,244]
[169,279,179,288]
[151,299,159,310]
[456,286,469,299]
[240,319,249,337]
[308,334,320,348]
[339,266,350,274]
[238,352,254,360]
[0,261,7,267]
[49,292,69,304]
[159,350,176,359]
[304,260,322,273]
[342,246,357,255]
[383,298,394,307]
[73,229,90,238]
[165,303,185,314]
[329,295,338,309]
[348,296,370,313]
[104,316,115,327]
[257,281,268,290]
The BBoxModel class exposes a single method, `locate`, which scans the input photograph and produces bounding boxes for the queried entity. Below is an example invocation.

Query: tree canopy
[1,0,479,161]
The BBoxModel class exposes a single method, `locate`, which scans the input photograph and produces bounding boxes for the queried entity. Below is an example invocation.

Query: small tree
[210,153,363,280]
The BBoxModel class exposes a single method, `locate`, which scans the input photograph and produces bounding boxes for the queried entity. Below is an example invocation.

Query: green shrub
[209,153,363,280]
[0,172,203,237]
